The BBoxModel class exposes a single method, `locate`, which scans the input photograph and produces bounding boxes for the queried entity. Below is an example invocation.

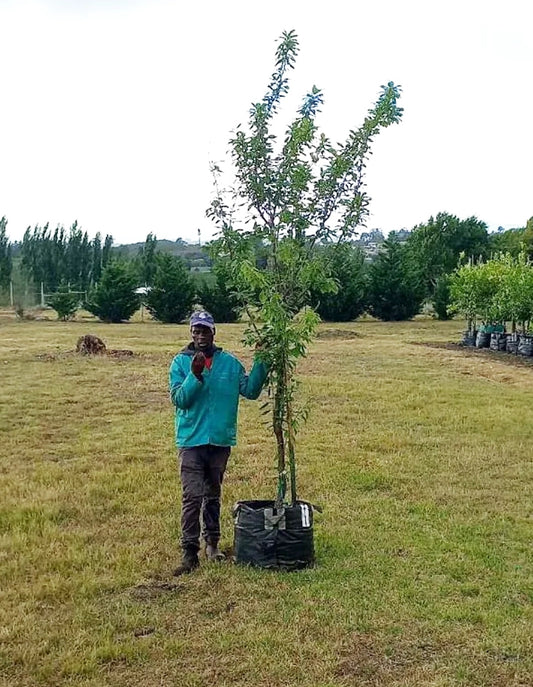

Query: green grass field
[0,312,531,687]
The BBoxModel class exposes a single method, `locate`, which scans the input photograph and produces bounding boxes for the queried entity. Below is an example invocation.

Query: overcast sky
[1,0,531,246]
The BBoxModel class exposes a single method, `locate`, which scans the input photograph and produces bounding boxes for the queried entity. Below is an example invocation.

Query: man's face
[191,325,214,350]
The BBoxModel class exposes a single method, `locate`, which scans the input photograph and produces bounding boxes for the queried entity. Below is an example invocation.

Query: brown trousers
[178,445,230,552]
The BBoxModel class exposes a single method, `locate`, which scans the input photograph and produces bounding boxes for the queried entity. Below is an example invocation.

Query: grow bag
[475,331,490,348]
[462,330,477,346]
[490,332,507,352]
[518,335,533,357]
[506,333,519,354]
[233,500,315,571]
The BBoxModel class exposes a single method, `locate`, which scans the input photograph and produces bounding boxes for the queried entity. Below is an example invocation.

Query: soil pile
[75,334,134,358]
[76,334,106,355]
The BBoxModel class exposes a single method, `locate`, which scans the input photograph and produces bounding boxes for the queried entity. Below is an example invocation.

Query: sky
[0,0,531,246]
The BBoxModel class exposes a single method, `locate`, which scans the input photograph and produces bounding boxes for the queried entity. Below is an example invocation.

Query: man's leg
[201,446,230,560]
[174,446,205,575]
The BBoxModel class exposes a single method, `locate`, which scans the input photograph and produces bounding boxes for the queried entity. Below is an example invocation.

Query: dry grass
[0,311,531,686]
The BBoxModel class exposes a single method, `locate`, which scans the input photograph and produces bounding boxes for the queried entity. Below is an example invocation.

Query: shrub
[145,253,195,324]
[49,285,79,321]
[86,261,139,323]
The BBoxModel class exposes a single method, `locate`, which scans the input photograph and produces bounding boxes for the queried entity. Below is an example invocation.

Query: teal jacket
[169,345,268,448]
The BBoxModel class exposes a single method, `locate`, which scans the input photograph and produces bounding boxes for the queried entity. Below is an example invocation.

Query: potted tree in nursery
[449,259,481,346]
[507,253,533,356]
[207,30,403,570]
[449,257,501,347]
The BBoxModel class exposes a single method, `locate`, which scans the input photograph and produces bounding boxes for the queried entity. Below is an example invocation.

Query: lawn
[0,312,531,686]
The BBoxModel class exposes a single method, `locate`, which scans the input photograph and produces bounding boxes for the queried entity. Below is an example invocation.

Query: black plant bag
[233,500,315,571]
[475,331,490,348]
[518,335,533,357]
[490,332,507,351]
[506,333,519,354]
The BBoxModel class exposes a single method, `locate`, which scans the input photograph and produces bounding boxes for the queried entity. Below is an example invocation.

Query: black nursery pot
[233,500,315,571]
[475,331,491,348]
[490,332,507,352]
[462,330,477,346]
[518,335,533,357]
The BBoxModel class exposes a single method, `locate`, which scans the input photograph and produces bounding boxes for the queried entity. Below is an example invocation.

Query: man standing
[169,311,268,575]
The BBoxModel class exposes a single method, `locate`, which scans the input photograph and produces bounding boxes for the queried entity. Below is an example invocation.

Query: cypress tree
[145,253,196,324]
[368,236,424,321]
[86,260,139,323]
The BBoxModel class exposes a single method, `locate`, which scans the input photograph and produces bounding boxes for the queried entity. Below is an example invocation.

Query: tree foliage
[406,212,489,316]
[20,221,112,292]
[85,260,139,323]
[137,233,158,287]
[48,283,80,321]
[487,226,525,257]
[449,252,533,333]
[368,236,424,321]
[145,253,195,324]
[0,216,12,290]
[207,30,402,505]
[310,243,367,322]
[197,261,240,323]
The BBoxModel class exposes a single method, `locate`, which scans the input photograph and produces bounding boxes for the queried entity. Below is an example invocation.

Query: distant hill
[113,238,211,270]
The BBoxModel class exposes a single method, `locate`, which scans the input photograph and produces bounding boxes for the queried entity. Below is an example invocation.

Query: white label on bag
[301,504,310,528]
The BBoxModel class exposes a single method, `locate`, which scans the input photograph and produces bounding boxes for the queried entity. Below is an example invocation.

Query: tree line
[1,212,532,323]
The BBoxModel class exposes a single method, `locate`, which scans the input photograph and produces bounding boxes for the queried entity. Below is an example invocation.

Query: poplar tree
[0,216,12,290]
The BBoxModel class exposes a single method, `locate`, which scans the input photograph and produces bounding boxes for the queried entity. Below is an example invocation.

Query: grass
[0,310,531,686]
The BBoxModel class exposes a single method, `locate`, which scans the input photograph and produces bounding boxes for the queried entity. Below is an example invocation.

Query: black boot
[173,548,199,576]
[205,539,226,562]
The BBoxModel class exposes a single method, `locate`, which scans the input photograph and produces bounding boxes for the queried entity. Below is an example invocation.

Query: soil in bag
[234,500,314,571]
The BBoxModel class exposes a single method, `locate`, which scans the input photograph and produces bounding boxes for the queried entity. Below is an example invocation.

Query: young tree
[368,236,424,321]
[145,253,195,323]
[48,283,79,321]
[497,253,533,333]
[208,30,402,506]
[448,256,505,332]
[86,260,139,323]
[0,216,12,290]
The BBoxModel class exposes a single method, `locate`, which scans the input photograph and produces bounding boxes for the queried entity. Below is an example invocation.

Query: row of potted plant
[462,327,533,356]
[450,252,533,357]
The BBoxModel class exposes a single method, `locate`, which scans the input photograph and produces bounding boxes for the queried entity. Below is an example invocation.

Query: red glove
[191,352,206,380]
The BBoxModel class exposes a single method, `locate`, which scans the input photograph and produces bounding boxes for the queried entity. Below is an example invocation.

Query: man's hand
[191,352,206,380]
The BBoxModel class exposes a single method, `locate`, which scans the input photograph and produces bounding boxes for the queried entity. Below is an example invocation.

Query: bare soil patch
[317,328,361,340]
[129,581,183,600]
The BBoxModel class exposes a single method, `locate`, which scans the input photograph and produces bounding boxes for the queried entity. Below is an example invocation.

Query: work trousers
[178,444,231,552]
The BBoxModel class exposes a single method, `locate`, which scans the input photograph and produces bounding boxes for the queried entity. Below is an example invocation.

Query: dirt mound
[76,334,106,355]
[75,334,134,358]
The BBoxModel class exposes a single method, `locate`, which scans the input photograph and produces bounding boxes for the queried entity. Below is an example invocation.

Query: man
[169,310,268,575]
